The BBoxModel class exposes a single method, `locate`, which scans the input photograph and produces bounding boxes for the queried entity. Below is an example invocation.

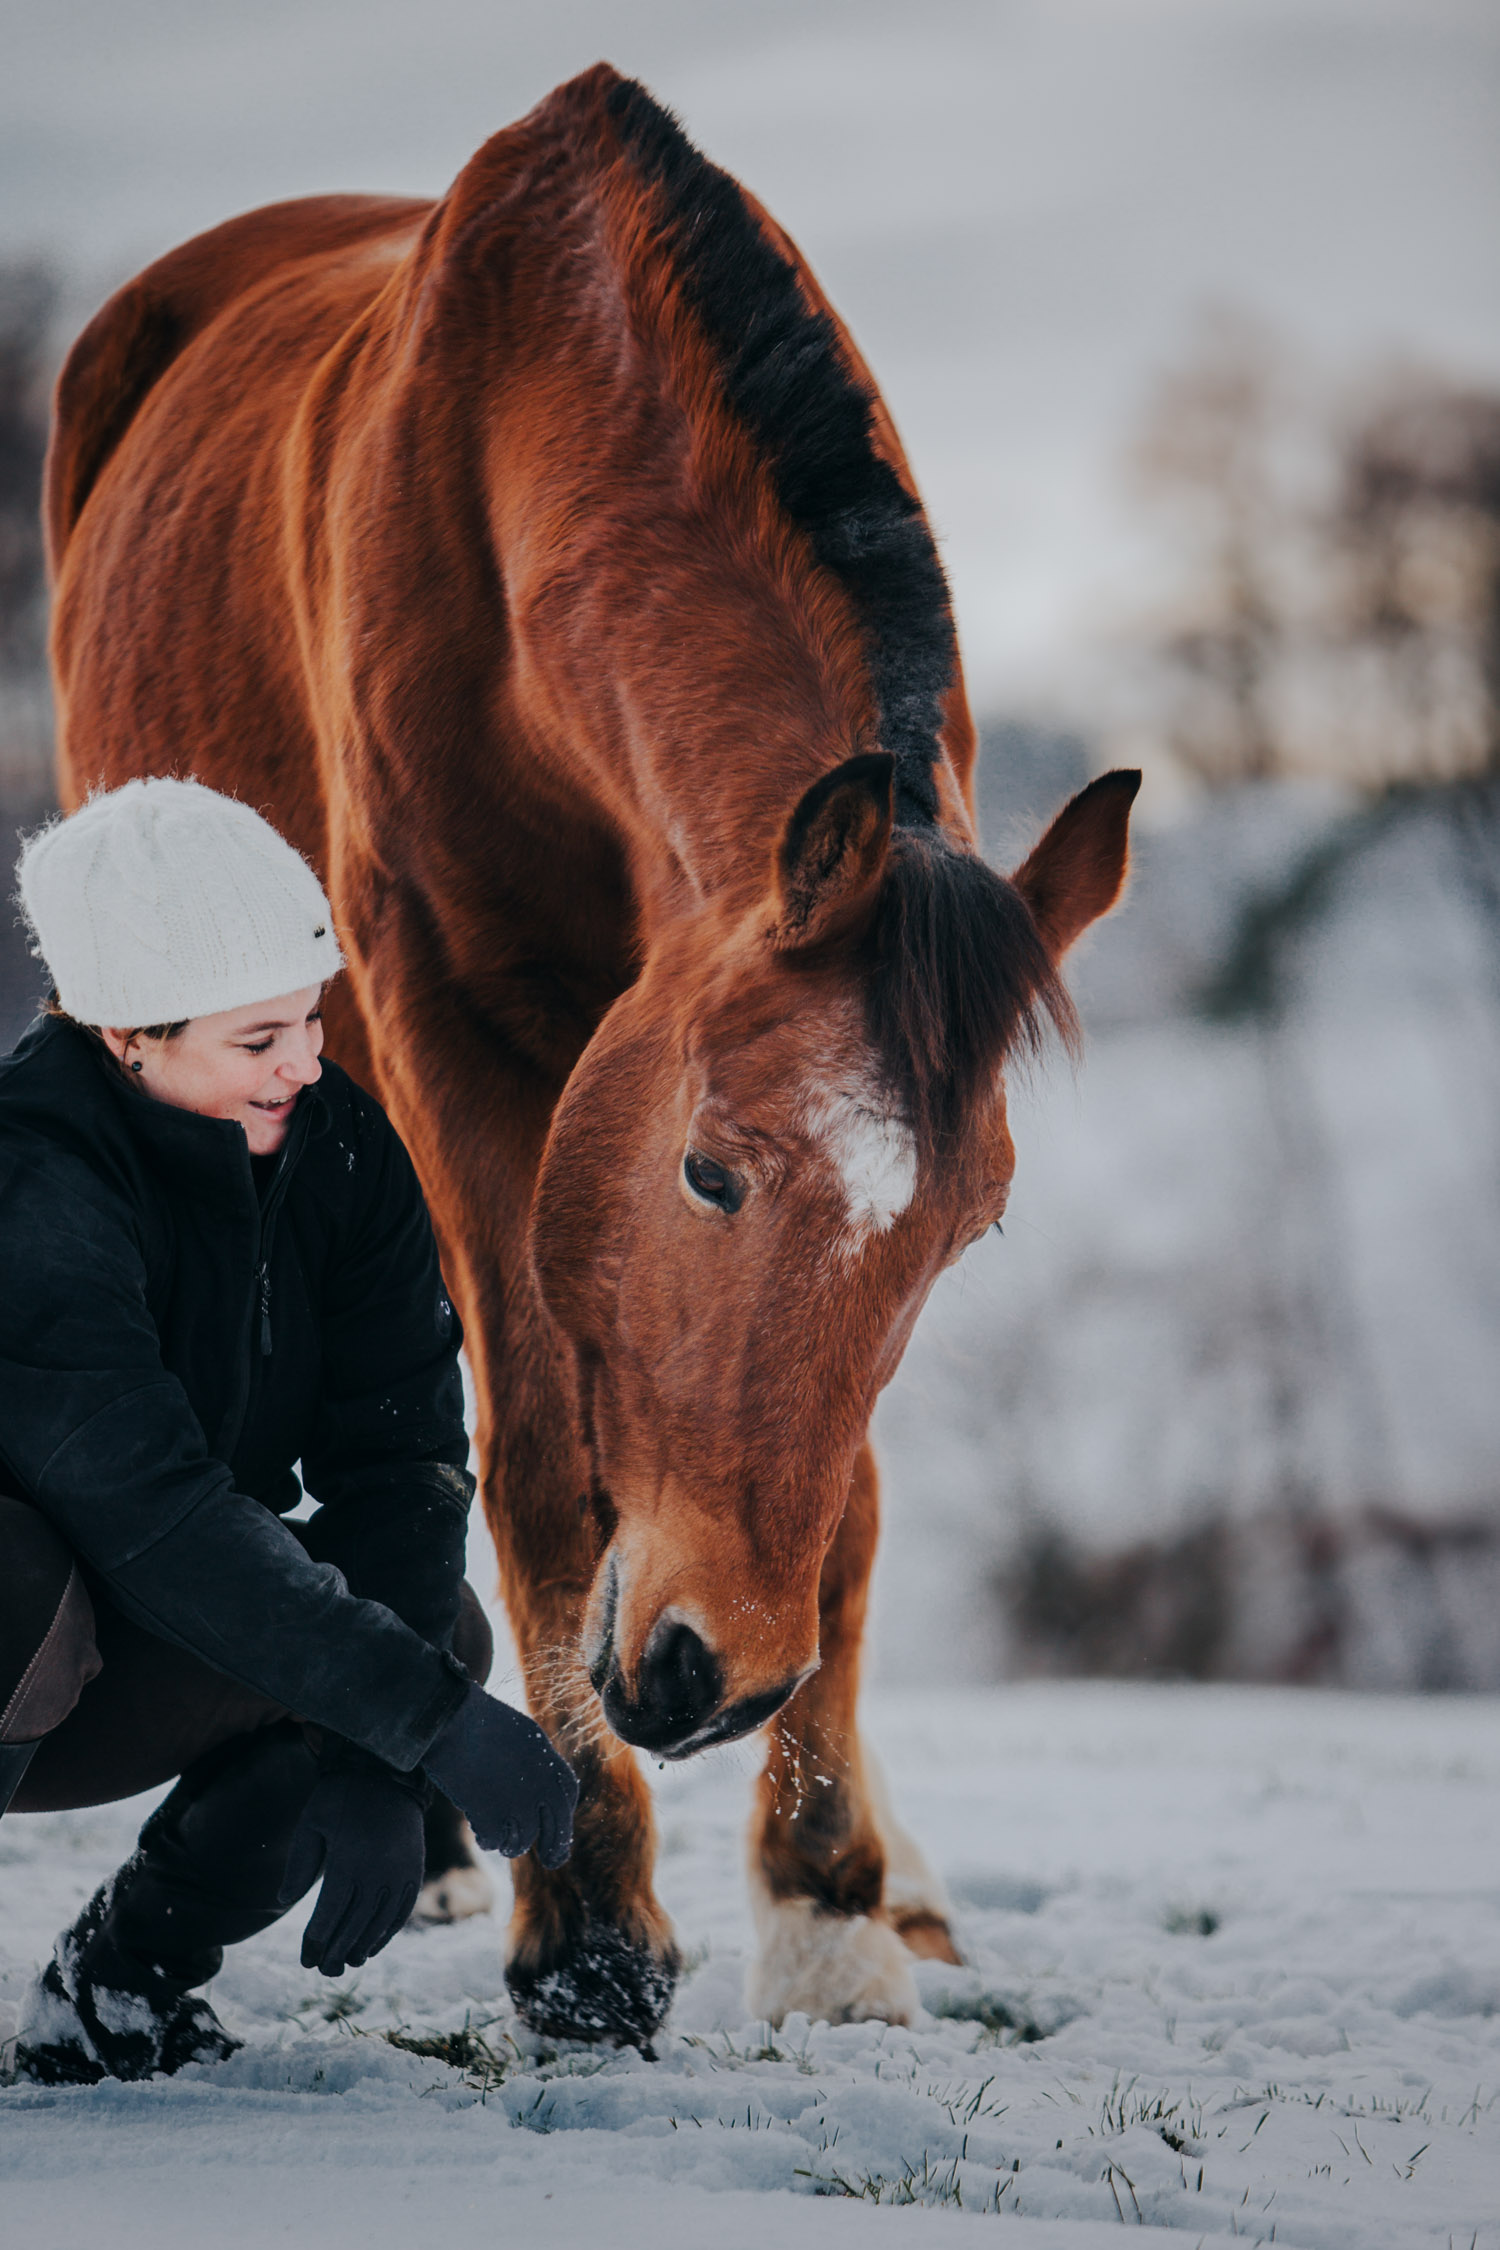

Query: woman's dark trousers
[1,1496,493,2042]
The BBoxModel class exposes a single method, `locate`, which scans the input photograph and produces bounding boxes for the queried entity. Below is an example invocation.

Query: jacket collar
[100,1034,329,1209]
[11,1014,328,1210]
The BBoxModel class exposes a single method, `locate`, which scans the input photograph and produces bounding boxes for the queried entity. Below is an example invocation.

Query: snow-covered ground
[5,1675,1498,2249]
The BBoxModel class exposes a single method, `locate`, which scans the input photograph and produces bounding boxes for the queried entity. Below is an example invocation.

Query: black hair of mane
[604,76,959,828]
[863,831,1079,1147]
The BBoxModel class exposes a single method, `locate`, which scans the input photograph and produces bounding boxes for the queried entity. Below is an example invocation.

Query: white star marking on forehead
[805,1087,917,1237]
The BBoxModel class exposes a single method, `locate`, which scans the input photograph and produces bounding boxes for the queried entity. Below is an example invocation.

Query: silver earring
[130,1060,143,1073]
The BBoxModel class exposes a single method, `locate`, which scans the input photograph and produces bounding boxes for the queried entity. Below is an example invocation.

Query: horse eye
[684,1150,742,1212]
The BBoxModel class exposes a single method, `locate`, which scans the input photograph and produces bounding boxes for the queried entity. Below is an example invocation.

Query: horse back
[46,62,976,988]
[45,194,429,577]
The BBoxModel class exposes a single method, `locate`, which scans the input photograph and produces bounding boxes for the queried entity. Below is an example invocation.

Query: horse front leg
[746,1440,959,2027]
[452,1239,677,2046]
[494,1523,680,2047]
[331,928,679,2045]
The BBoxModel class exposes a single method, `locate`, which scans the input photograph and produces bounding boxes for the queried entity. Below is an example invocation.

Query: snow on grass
[3,1682,1498,2249]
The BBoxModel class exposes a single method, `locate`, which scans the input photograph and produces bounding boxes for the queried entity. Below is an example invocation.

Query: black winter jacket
[0,1014,473,1770]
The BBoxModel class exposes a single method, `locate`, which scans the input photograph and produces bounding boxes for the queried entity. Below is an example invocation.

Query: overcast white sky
[5,0,1497,712]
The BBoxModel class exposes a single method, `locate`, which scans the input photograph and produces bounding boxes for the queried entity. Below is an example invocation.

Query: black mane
[605,76,959,827]
[605,78,1073,1136]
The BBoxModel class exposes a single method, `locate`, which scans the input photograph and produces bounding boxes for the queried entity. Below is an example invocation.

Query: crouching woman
[0,778,575,2084]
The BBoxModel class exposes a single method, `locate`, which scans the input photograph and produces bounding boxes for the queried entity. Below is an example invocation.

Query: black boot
[14,1865,243,2085]
[15,1722,318,2085]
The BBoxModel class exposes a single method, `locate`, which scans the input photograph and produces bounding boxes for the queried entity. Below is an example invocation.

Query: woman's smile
[102,989,326,1156]
[246,1087,300,1144]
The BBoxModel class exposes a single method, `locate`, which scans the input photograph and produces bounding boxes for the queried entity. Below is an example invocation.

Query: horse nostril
[627,1617,723,1748]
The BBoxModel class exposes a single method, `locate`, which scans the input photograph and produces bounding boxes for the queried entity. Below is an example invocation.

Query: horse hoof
[410,1860,495,1926]
[506,1914,680,2046]
[746,1895,919,2028]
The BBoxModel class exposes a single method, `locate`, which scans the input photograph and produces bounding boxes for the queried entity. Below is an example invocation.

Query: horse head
[532,753,1138,1757]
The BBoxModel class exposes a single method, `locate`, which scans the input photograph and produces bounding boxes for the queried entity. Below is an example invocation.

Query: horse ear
[771,751,895,951]
[1010,769,1141,959]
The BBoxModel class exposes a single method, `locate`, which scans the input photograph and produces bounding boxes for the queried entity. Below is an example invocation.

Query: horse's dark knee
[0,1499,101,1749]
[452,1580,494,1685]
[421,1788,473,1880]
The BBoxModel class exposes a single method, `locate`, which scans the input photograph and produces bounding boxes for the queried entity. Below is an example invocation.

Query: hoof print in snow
[921,1969,1055,2045]
[1163,1905,1221,1937]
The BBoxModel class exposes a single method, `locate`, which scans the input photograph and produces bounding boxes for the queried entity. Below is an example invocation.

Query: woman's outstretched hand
[423,1685,578,1867]
[278,1772,426,1976]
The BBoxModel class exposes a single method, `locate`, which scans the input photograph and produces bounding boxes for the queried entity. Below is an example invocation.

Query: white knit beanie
[16,778,345,1026]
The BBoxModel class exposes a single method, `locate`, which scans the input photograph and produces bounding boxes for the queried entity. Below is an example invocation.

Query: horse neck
[338,122,970,933]
[492,469,882,930]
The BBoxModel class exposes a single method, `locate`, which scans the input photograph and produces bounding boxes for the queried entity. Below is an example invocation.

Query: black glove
[422,1683,578,1867]
[277,1772,427,1975]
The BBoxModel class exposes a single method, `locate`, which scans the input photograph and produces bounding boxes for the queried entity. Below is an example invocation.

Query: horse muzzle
[592,1603,806,1759]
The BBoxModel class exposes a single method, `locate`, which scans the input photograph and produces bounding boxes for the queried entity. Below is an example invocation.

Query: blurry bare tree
[1007,1504,1500,1691]
[984,324,1500,1691]
[1330,372,1500,782]
[1130,314,1500,791]
[1129,309,1294,786]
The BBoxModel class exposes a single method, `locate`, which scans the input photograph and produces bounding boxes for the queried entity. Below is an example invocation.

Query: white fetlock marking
[863,1742,953,1928]
[745,1876,918,2028]
[411,1859,494,1927]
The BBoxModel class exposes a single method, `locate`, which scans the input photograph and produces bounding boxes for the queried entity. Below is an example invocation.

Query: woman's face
[102,986,326,1156]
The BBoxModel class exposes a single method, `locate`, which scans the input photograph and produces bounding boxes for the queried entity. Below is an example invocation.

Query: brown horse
[44,64,1137,2043]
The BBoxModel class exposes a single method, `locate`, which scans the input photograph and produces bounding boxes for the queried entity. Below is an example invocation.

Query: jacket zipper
[253,1173,294,1358]
[220,1105,315,1459]
[252,1107,314,1361]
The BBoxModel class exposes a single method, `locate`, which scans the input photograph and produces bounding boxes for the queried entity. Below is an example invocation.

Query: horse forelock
[861,830,1080,1154]
[599,73,960,829]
